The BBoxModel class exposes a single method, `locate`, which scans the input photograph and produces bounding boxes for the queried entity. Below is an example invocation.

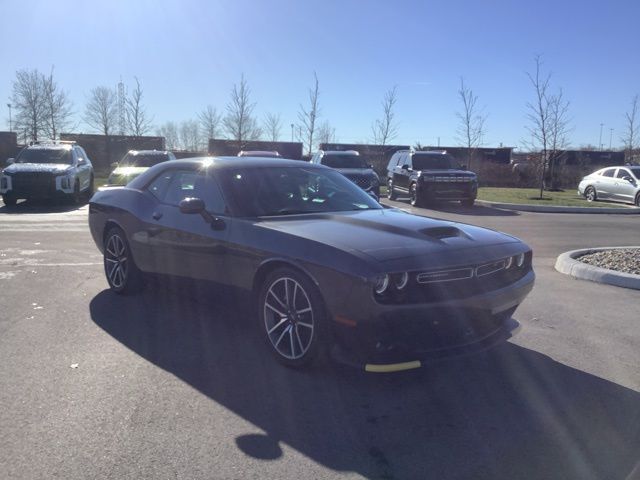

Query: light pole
[290,123,294,142]
[6,103,11,132]
[599,123,604,151]
[609,128,613,150]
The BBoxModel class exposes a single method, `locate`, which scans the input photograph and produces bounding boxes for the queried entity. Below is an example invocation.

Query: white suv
[1,141,94,206]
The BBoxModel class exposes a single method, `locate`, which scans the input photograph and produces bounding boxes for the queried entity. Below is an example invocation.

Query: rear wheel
[258,267,327,368]
[387,179,397,200]
[86,175,94,199]
[460,198,475,207]
[635,193,640,207]
[585,186,597,202]
[2,195,17,207]
[103,227,144,294]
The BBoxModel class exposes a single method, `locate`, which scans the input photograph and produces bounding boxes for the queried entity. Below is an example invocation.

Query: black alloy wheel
[258,267,326,368]
[103,227,143,294]
[2,195,17,207]
[387,179,397,200]
[585,186,597,202]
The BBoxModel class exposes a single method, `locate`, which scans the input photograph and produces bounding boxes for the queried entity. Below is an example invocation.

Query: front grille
[346,175,376,190]
[424,175,474,182]
[377,252,532,305]
[10,172,56,196]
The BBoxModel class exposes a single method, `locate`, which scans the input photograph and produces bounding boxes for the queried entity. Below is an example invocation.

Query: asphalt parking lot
[1,199,639,480]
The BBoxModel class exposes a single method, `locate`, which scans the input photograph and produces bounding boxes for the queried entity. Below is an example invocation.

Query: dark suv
[386,150,477,207]
[1,141,94,206]
[310,150,380,197]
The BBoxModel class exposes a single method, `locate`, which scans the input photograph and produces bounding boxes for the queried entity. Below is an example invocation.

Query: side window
[404,153,412,169]
[80,147,92,164]
[602,169,615,178]
[197,176,226,214]
[163,171,199,206]
[147,170,174,200]
[74,147,83,163]
[615,169,629,179]
[387,154,398,171]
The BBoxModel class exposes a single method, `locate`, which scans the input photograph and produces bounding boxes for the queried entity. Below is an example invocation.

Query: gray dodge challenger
[89,157,534,372]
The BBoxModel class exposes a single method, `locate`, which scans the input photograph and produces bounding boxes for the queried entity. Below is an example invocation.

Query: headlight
[515,253,525,268]
[59,176,71,189]
[392,272,409,290]
[374,274,390,295]
[505,256,514,269]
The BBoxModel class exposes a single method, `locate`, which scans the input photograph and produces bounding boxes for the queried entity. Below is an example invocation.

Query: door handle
[152,211,162,220]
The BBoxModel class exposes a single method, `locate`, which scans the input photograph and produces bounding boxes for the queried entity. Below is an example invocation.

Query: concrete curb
[475,199,640,214]
[555,247,640,290]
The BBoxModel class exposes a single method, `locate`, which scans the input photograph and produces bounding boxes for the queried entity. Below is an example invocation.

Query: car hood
[3,163,72,174]
[257,208,521,264]
[334,168,377,177]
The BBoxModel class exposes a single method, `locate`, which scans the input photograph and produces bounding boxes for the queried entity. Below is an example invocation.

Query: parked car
[237,150,281,158]
[310,150,380,197]
[578,165,640,206]
[107,150,176,186]
[386,150,478,207]
[88,157,534,371]
[1,141,94,206]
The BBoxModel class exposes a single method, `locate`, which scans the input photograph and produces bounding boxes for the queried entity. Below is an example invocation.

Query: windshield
[412,154,454,170]
[16,148,73,165]
[219,166,382,217]
[321,154,368,169]
[628,167,640,179]
[120,153,169,168]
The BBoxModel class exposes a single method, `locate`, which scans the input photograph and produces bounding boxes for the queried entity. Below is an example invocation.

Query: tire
[635,193,640,207]
[86,175,94,199]
[72,179,82,205]
[387,179,397,200]
[258,267,327,368]
[409,183,423,207]
[584,186,597,202]
[103,227,144,295]
[2,195,17,207]
[460,198,475,207]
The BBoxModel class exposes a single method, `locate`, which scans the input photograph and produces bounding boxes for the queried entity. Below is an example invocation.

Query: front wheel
[103,227,144,294]
[460,198,475,207]
[584,186,597,202]
[387,179,397,200]
[635,193,640,207]
[72,180,82,204]
[2,195,17,207]
[409,183,423,207]
[258,267,327,368]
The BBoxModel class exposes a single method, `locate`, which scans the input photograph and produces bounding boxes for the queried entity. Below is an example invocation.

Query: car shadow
[0,198,87,214]
[90,283,640,480]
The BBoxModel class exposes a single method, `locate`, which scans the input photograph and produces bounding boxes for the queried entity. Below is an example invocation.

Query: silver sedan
[578,165,640,206]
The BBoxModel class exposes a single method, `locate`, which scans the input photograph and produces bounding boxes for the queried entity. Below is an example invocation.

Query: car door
[145,168,231,282]
[612,168,637,203]
[596,168,616,199]
[393,153,409,192]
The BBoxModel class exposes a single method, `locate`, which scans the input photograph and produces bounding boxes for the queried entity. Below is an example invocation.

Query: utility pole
[6,103,11,132]
[599,123,604,151]
[609,128,613,150]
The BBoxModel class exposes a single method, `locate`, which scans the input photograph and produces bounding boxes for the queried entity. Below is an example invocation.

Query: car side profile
[1,141,94,206]
[386,150,478,207]
[578,166,640,206]
[107,150,176,186]
[89,157,534,371]
[310,150,380,197]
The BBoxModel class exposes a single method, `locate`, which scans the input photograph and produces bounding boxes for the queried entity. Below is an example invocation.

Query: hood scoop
[420,226,467,240]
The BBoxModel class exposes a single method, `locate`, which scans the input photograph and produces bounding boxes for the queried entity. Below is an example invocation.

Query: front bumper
[329,269,534,369]
[420,180,477,201]
[1,173,75,199]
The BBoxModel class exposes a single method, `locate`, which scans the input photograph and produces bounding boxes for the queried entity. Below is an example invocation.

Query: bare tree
[223,75,261,146]
[125,77,153,137]
[179,119,201,151]
[524,55,569,198]
[10,69,48,142]
[621,94,639,163]
[316,120,336,145]
[42,67,74,140]
[263,113,283,142]
[298,72,320,155]
[371,86,399,146]
[157,122,179,150]
[455,78,486,171]
[198,105,222,145]
[85,86,118,136]
[546,89,571,187]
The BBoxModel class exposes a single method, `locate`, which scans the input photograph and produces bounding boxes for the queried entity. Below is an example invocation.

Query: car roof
[320,150,359,155]
[127,149,171,155]
[24,143,72,151]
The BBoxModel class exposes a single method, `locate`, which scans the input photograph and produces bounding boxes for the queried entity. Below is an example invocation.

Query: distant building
[421,146,513,165]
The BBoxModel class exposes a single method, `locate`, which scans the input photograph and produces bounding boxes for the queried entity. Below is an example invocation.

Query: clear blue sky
[1,0,639,150]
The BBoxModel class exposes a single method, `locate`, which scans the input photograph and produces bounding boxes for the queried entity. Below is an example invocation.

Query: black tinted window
[321,154,367,169]
[602,169,615,177]
[616,169,631,178]
[163,171,199,205]
[147,171,174,200]
[412,154,453,170]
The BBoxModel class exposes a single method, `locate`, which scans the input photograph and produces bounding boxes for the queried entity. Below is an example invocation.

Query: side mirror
[78,158,86,166]
[623,176,635,183]
[401,164,410,170]
[6,158,14,165]
[179,197,205,215]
